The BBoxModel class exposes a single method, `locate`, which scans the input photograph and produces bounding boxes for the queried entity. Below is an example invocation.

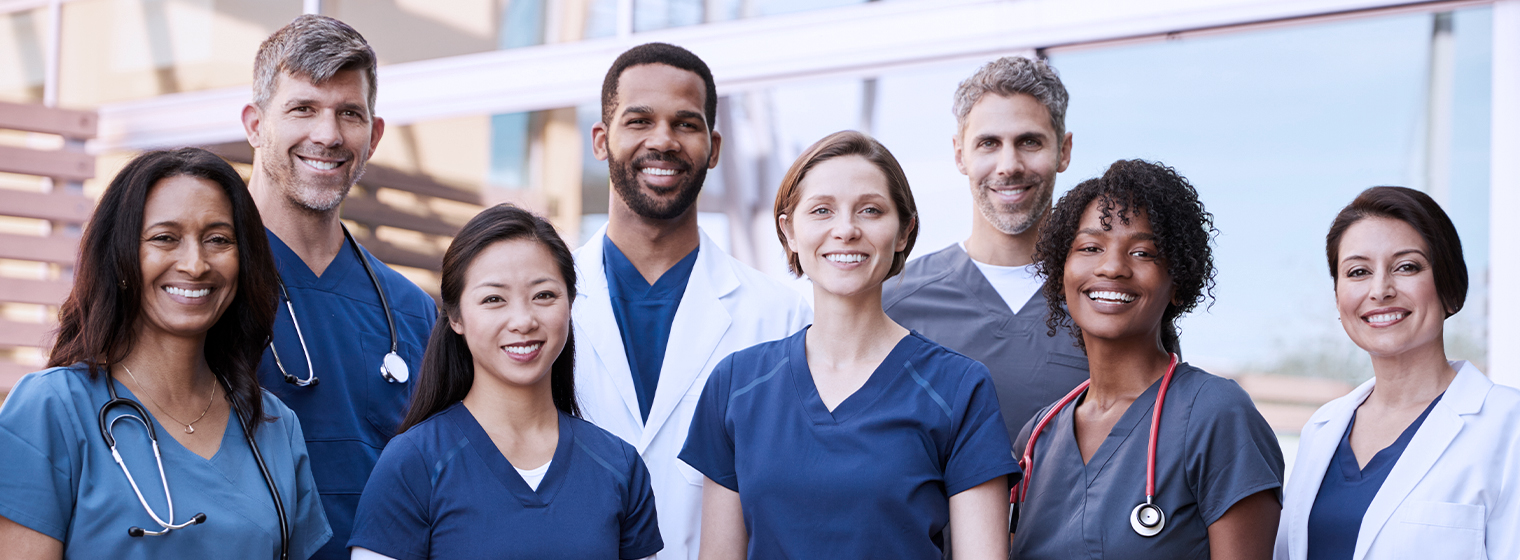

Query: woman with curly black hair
[1009,159,1283,559]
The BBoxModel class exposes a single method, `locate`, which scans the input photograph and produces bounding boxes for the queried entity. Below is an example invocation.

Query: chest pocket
[359,331,421,438]
[1376,501,1485,558]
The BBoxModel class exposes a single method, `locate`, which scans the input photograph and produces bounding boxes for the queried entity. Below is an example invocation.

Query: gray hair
[252,15,378,113]
[952,56,1068,139]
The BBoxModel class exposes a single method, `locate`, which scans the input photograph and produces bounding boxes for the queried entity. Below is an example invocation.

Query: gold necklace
[121,364,218,434]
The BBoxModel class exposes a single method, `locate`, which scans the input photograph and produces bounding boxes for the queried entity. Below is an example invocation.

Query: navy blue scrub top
[348,403,663,560]
[1010,363,1284,560]
[603,237,698,421]
[679,329,1020,559]
[258,230,437,560]
[1306,393,1443,560]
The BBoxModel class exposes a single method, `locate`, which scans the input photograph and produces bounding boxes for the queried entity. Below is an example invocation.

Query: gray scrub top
[1010,363,1284,560]
[884,244,1090,435]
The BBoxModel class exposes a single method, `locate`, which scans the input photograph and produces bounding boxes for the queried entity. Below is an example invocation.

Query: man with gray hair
[883,56,1089,439]
[241,15,436,560]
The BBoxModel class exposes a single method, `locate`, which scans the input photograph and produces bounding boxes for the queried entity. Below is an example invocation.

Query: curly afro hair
[1032,159,1217,354]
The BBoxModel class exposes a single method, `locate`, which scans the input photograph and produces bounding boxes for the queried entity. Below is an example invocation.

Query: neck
[605,201,700,284]
[1367,338,1456,408]
[1082,331,1172,407]
[248,165,346,276]
[116,330,216,403]
[807,283,906,370]
[963,212,1041,267]
[461,365,560,434]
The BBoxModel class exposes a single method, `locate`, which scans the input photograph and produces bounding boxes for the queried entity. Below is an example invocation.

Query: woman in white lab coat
[1274,186,1520,560]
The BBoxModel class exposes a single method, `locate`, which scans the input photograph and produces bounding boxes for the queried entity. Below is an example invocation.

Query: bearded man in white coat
[573,42,812,559]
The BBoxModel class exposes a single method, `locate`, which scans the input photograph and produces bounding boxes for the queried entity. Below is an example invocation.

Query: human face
[243,69,384,213]
[1334,217,1446,359]
[451,239,571,391]
[781,156,909,299]
[954,93,1071,235]
[138,175,241,342]
[1063,199,1175,347]
[592,64,721,221]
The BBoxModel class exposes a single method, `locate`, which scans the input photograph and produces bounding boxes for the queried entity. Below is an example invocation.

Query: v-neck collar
[786,328,923,425]
[447,404,574,508]
[1334,392,1444,480]
[602,235,699,299]
[1062,367,1172,486]
[266,228,360,291]
[108,377,235,465]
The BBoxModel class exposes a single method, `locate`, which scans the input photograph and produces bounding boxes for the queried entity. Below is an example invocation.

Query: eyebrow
[1341,248,1428,263]
[1076,227,1155,241]
[283,98,369,117]
[476,278,560,289]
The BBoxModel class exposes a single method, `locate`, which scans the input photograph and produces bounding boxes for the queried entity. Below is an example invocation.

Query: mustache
[293,146,354,161]
[980,175,1042,189]
[631,153,692,171]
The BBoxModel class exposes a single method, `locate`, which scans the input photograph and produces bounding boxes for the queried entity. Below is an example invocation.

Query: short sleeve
[348,436,433,560]
[619,444,663,559]
[1186,377,1285,525]
[0,371,80,541]
[943,362,1021,496]
[277,401,333,560]
[678,354,737,491]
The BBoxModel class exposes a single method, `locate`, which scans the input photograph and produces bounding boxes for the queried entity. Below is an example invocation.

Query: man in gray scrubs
[883,56,1089,437]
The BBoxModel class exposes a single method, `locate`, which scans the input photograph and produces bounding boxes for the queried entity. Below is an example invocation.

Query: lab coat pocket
[1384,501,1485,558]
[676,458,706,487]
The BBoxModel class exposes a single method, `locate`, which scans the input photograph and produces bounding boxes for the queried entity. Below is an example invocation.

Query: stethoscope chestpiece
[1130,501,1165,537]
[380,351,409,383]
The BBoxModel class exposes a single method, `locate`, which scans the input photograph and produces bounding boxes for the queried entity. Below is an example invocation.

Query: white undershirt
[961,242,1043,313]
[515,459,551,491]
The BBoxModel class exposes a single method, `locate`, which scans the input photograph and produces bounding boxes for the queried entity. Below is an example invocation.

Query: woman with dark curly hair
[0,148,330,559]
[1009,159,1283,559]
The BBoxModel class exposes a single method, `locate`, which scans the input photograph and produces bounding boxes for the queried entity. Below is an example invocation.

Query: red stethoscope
[1012,353,1179,538]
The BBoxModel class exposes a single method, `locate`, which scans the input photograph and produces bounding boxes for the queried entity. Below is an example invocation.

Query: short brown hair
[253,15,378,113]
[773,130,918,279]
[1325,186,1467,316]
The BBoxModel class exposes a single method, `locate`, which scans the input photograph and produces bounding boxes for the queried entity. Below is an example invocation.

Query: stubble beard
[262,148,367,215]
[975,174,1054,236]
[609,151,707,221]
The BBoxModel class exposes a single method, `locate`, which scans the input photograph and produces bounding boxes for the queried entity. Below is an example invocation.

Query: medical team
[0,12,1515,560]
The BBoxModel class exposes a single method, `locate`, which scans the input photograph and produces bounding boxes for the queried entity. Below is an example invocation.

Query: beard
[974,173,1054,235]
[261,145,367,214]
[609,151,707,221]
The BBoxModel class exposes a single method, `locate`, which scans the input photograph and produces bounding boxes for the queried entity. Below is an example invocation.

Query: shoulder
[882,245,962,307]
[724,331,798,370]
[383,406,463,462]
[363,248,438,320]
[567,416,636,459]
[719,252,806,307]
[2,365,93,417]
[1172,363,1256,409]
[908,333,991,380]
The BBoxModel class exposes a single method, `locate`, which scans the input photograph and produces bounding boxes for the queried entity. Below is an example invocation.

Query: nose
[831,212,863,242]
[175,239,212,278]
[506,303,540,334]
[645,122,679,153]
[1093,247,1131,279]
[309,111,343,147]
[996,144,1025,178]
[1369,269,1398,301]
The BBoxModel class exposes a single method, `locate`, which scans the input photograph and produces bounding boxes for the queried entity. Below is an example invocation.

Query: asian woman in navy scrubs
[681,131,1019,559]
[347,204,662,560]
[1273,187,1520,560]
[1010,160,1283,559]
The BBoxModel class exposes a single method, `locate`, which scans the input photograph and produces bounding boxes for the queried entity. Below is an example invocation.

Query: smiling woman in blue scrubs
[347,204,661,560]
[1010,160,1283,560]
[0,148,329,559]
[681,131,1018,559]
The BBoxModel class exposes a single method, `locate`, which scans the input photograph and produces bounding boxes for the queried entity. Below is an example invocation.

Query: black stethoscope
[270,225,410,387]
[98,373,291,560]
[1013,353,1179,538]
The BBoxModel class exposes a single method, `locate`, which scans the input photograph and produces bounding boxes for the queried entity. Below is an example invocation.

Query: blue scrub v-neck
[787,330,914,424]
[448,405,573,507]
[603,237,699,422]
[1306,393,1443,560]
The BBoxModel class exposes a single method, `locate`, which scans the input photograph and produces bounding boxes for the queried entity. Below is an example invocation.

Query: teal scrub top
[0,365,331,559]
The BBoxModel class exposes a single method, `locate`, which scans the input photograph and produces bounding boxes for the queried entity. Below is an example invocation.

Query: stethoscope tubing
[1014,353,1180,535]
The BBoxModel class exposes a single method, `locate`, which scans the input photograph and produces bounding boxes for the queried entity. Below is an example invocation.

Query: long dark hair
[398,204,580,433]
[49,148,277,434]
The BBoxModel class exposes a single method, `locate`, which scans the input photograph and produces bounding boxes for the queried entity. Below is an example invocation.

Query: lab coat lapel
[575,227,642,425]
[640,230,735,449]
[1285,381,1371,560]
[1352,364,1487,560]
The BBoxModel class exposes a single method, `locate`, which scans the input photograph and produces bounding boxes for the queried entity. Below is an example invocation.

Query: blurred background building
[3,0,1517,463]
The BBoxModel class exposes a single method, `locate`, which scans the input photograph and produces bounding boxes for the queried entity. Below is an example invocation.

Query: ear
[449,314,465,336]
[778,213,798,253]
[952,133,967,176]
[368,115,386,156]
[590,121,610,162]
[896,214,917,253]
[1057,132,1073,173]
[241,104,264,148]
[706,129,723,169]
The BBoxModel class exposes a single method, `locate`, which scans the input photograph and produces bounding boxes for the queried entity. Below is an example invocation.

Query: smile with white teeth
[826,253,866,264]
[504,343,543,355]
[1087,290,1135,303]
[1364,312,1409,324]
[164,286,211,298]
[298,156,342,170]
[642,167,677,176]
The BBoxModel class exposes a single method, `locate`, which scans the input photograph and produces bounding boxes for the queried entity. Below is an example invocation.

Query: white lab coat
[1274,361,1520,560]
[572,226,812,560]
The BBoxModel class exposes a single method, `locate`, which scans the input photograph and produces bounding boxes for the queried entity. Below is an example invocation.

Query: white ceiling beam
[95,0,1481,152]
